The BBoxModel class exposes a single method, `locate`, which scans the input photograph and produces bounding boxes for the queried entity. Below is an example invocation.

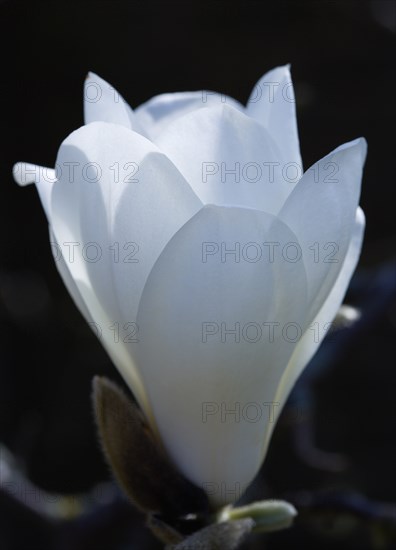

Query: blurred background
[0,0,395,548]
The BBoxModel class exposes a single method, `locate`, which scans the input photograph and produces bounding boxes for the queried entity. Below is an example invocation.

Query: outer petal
[265,207,365,449]
[136,205,307,505]
[246,65,302,169]
[84,72,147,136]
[50,122,202,415]
[49,225,93,325]
[156,104,295,213]
[135,91,244,140]
[13,163,95,341]
[278,138,366,326]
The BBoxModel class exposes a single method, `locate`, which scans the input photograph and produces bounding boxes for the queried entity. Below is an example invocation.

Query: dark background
[0,1,395,548]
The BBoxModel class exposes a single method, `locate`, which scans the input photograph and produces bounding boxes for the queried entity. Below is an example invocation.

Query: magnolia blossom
[13,66,366,506]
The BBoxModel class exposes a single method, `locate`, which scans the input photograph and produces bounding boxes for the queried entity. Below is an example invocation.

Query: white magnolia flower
[13,66,366,506]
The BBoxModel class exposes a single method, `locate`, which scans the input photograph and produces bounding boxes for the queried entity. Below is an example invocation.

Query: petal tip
[333,136,368,164]
[356,205,366,227]
[358,135,368,154]
[13,162,34,186]
[86,71,99,81]
[351,137,368,164]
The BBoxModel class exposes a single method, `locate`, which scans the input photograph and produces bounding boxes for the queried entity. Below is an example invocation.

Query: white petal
[13,162,56,220]
[50,122,202,414]
[136,205,307,504]
[265,207,365,450]
[48,225,93,324]
[135,91,244,140]
[246,65,302,169]
[83,72,146,136]
[156,104,294,213]
[278,138,366,325]
[54,222,151,418]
